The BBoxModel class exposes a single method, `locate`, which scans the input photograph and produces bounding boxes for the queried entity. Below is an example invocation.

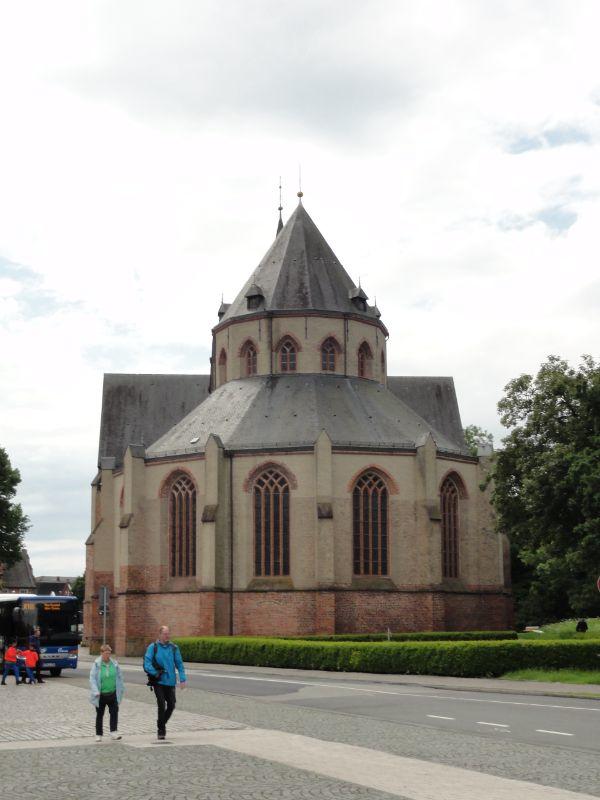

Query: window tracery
[253,468,290,576]
[168,474,197,578]
[352,471,389,576]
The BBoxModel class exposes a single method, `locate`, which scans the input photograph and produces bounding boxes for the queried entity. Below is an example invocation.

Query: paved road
[72,660,600,754]
[4,663,598,799]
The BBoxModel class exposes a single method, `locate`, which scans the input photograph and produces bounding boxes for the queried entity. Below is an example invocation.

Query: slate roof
[98,373,469,464]
[387,377,466,450]
[219,203,381,323]
[1,549,36,590]
[146,374,468,458]
[98,374,210,468]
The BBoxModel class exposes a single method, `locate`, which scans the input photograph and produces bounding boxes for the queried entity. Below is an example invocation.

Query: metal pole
[102,601,107,646]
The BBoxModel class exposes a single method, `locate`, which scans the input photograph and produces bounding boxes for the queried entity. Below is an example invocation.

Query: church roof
[219,203,381,323]
[98,374,211,468]
[98,373,468,465]
[387,376,466,449]
[146,374,469,458]
[1,549,36,590]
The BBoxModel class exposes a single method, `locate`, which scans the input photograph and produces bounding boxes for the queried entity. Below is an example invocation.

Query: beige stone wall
[213,314,387,387]
[435,457,501,588]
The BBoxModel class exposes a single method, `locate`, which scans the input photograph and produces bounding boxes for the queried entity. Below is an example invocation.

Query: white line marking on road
[535,729,574,737]
[113,663,600,713]
[477,722,510,728]
[427,715,455,720]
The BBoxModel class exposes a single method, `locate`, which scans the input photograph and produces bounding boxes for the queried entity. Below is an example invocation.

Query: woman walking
[89,644,124,742]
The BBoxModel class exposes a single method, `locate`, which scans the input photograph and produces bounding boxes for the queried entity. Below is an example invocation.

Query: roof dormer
[245,283,265,311]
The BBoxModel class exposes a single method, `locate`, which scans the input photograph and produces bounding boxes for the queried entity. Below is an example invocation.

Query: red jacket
[23,649,38,668]
[4,646,18,663]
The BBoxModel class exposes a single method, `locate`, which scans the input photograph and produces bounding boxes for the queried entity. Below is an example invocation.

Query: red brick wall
[100,588,513,655]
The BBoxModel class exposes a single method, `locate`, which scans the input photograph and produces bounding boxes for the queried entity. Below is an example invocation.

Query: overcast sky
[1,1,599,577]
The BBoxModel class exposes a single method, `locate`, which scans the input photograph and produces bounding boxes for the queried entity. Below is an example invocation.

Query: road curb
[77,653,600,700]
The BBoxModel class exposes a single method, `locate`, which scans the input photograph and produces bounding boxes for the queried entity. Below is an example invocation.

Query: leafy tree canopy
[0,447,30,568]
[464,425,494,457]
[493,355,600,623]
[71,574,85,602]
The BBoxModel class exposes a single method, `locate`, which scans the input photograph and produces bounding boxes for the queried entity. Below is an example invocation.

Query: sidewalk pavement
[78,647,600,699]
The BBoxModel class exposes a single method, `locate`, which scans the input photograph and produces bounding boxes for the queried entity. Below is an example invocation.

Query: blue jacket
[89,657,125,707]
[143,641,186,687]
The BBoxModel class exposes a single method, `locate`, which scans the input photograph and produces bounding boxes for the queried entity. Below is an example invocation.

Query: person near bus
[21,646,38,684]
[143,625,186,740]
[1,640,21,686]
[30,627,45,683]
[89,643,124,742]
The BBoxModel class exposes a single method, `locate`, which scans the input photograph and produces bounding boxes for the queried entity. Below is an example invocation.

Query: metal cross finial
[297,164,303,199]
[278,176,283,213]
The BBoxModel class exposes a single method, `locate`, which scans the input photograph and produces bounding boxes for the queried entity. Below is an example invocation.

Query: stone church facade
[85,200,512,655]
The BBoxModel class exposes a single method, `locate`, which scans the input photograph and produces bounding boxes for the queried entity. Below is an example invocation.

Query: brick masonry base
[86,589,513,656]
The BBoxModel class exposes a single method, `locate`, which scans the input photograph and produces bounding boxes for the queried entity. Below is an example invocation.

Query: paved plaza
[1,677,598,800]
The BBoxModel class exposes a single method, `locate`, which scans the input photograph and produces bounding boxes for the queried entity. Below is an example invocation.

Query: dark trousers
[2,663,20,684]
[35,655,43,682]
[95,691,119,735]
[154,684,176,735]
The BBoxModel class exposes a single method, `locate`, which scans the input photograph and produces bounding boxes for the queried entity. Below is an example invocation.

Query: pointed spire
[277,176,283,236]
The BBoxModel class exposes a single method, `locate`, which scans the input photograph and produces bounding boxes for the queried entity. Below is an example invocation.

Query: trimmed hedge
[173,636,600,678]
[275,631,518,642]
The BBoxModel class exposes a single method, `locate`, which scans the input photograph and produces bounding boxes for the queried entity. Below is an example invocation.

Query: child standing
[22,646,38,684]
[1,641,21,686]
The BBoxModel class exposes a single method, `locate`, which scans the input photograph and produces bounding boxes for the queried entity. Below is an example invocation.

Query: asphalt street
[5,662,599,798]
[72,660,600,753]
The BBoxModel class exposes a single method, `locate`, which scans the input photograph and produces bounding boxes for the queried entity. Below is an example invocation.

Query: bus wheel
[50,668,62,677]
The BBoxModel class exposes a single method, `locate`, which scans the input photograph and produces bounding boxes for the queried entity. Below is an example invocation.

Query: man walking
[143,625,186,740]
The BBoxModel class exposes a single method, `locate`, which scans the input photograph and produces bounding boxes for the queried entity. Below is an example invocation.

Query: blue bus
[0,594,80,676]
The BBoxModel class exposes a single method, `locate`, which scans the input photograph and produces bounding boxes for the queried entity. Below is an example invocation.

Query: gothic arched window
[380,350,386,378]
[241,341,257,376]
[253,468,290,576]
[441,474,462,578]
[357,342,373,378]
[353,471,389,576]
[321,338,338,372]
[279,339,297,372]
[169,474,197,578]
[218,349,227,384]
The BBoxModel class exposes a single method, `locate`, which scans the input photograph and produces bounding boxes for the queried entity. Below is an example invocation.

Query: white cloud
[1,1,599,569]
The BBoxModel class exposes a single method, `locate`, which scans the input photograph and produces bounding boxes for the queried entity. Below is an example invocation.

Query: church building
[85,197,512,655]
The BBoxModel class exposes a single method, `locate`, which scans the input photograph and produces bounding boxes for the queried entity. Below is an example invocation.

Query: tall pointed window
[441,475,461,578]
[279,339,297,372]
[169,475,197,578]
[380,350,386,379]
[253,468,290,576]
[321,338,337,372]
[357,342,373,378]
[353,471,389,576]
[241,341,257,376]
[218,349,227,384]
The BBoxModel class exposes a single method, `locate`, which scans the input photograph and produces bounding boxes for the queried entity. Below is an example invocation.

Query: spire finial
[297,164,303,200]
[277,176,283,235]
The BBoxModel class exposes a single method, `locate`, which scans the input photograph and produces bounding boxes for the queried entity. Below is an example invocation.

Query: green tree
[71,574,85,601]
[463,425,494,457]
[493,355,600,624]
[0,447,29,568]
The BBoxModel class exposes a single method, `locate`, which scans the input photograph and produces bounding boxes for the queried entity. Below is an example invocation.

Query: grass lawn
[501,668,600,684]
[518,617,600,640]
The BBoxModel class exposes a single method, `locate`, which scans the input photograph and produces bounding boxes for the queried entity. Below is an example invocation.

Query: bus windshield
[0,596,80,647]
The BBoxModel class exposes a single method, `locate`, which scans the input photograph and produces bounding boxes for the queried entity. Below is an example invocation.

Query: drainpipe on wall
[343,315,348,376]
[227,452,234,636]
[268,313,273,375]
